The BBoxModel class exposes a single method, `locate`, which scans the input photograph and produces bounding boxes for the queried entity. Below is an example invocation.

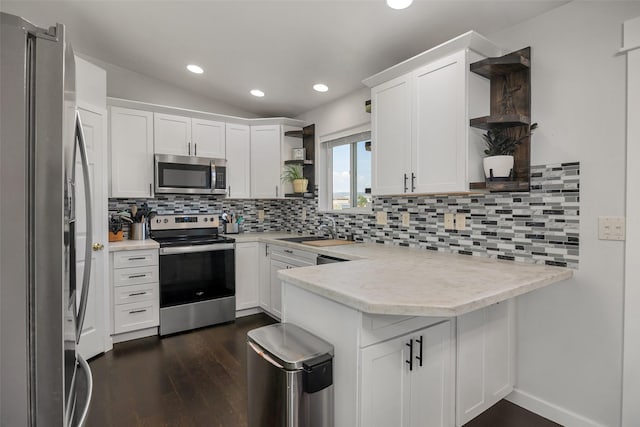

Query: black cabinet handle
[415,335,423,367]
[194,143,197,156]
[404,173,408,192]
[406,339,414,371]
[128,291,147,297]
[284,249,293,254]
[188,142,191,156]
[129,309,146,314]
[127,257,146,261]
[411,173,416,192]
[128,274,146,279]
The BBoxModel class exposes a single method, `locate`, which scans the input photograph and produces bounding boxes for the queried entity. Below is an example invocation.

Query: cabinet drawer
[360,313,447,348]
[113,249,158,269]
[270,245,317,265]
[114,282,158,305]
[113,265,158,287]
[113,299,159,334]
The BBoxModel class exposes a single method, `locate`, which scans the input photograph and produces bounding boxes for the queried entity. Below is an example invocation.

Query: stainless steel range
[150,214,235,336]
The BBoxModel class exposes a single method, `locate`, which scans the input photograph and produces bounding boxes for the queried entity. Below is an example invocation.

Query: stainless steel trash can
[247,323,334,427]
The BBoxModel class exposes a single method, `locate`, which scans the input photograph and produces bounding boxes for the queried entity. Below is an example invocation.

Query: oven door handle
[159,243,235,255]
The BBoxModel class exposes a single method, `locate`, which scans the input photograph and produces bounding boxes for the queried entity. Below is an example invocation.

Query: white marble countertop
[241,234,574,317]
[108,239,160,252]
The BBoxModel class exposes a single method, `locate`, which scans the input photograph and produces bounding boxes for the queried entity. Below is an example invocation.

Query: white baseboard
[112,327,158,344]
[507,389,608,427]
[235,307,263,318]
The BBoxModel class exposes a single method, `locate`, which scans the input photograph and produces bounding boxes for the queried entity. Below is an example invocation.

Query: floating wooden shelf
[470,181,530,192]
[284,192,314,198]
[469,114,530,130]
[285,129,314,138]
[284,159,314,165]
[470,52,530,79]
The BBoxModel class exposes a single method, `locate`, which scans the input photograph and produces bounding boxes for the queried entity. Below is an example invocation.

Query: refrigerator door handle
[75,353,93,427]
[75,110,93,342]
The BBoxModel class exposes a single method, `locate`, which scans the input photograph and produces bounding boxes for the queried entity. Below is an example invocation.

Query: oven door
[159,243,235,307]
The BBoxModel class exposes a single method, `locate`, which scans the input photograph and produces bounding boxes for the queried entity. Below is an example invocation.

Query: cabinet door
[109,106,154,198]
[269,258,289,319]
[235,242,259,310]
[412,51,467,193]
[258,243,271,312]
[456,300,515,426]
[192,118,225,158]
[154,113,191,156]
[360,331,411,427]
[409,321,454,427]
[371,75,412,196]
[226,123,251,198]
[251,125,281,198]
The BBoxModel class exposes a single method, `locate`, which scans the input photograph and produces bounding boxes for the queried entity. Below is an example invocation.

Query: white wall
[488,2,640,426]
[75,56,106,109]
[76,53,258,118]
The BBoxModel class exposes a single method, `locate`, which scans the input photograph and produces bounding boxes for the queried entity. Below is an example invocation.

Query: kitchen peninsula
[277,242,572,427]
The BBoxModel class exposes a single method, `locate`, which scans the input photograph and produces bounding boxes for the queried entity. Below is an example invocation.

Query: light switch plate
[258,209,265,223]
[376,211,388,225]
[598,216,625,241]
[455,213,466,231]
[402,212,410,227]
[444,213,454,231]
[301,207,307,222]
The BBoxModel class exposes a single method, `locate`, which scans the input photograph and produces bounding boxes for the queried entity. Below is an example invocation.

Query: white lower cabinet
[258,242,271,312]
[360,321,454,427]
[110,249,159,341]
[456,300,515,425]
[235,242,260,310]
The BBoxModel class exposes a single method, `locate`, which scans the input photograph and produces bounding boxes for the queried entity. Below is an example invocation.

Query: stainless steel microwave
[154,154,227,195]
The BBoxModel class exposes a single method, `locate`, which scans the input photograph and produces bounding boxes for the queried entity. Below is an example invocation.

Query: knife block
[109,230,124,242]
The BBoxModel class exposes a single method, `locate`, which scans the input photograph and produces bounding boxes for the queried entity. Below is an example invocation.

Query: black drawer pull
[128,292,147,297]
[406,339,414,371]
[129,309,147,314]
[127,257,146,261]
[415,335,423,367]
[128,274,146,279]
[284,249,293,254]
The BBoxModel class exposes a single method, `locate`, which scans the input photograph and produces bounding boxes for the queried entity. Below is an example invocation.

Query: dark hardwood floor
[88,313,560,427]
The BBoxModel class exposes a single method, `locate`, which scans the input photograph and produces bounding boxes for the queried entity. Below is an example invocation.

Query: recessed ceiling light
[386,0,413,10]
[313,83,329,93]
[186,64,204,74]
[250,89,265,97]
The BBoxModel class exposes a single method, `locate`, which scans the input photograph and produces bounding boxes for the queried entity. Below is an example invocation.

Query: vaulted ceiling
[1,1,568,117]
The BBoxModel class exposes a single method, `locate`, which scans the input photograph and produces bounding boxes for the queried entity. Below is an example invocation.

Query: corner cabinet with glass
[363,31,503,196]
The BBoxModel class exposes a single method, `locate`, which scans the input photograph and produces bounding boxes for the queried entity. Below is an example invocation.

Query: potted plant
[481,123,538,180]
[281,164,308,193]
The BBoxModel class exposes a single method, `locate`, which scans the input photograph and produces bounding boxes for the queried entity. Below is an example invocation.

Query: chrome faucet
[318,217,337,239]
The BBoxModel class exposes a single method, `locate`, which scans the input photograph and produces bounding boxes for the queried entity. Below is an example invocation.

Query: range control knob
[163,218,169,223]
[210,217,214,222]
[203,218,208,222]
[156,218,161,223]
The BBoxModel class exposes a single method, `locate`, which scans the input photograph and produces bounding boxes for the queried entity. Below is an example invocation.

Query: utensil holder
[225,223,239,234]
[130,223,147,240]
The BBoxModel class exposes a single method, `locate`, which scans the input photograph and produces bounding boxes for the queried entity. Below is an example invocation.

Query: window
[327,131,372,211]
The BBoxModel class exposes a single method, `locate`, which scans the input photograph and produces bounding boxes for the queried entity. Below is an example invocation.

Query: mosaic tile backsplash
[109,162,579,268]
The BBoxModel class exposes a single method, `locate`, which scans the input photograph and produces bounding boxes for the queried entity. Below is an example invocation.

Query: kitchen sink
[277,236,330,243]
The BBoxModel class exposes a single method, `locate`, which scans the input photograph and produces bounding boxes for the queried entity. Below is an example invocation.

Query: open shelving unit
[284,124,315,198]
[469,47,533,192]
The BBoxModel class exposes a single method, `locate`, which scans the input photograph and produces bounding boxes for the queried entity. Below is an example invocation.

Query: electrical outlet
[376,211,388,225]
[455,213,466,231]
[598,216,625,241]
[402,212,410,227]
[444,213,454,230]
[301,207,307,222]
[258,209,265,223]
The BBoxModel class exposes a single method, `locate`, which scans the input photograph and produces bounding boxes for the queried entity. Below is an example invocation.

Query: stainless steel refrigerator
[0,12,94,426]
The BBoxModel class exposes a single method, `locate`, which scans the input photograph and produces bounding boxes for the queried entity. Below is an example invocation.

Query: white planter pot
[483,155,514,180]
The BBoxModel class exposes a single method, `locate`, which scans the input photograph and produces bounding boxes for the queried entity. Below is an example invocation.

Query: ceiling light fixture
[250,89,265,97]
[313,83,329,93]
[186,64,204,74]
[386,0,413,10]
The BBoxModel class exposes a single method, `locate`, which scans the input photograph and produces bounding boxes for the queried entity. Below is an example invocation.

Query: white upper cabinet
[154,113,226,158]
[154,113,191,156]
[364,31,501,195]
[371,75,412,196]
[109,106,154,198]
[226,123,251,198]
[192,118,225,158]
[412,51,466,193]
[250,125,282,198]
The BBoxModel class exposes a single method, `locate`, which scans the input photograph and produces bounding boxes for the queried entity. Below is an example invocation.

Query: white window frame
[320,127,373,214]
